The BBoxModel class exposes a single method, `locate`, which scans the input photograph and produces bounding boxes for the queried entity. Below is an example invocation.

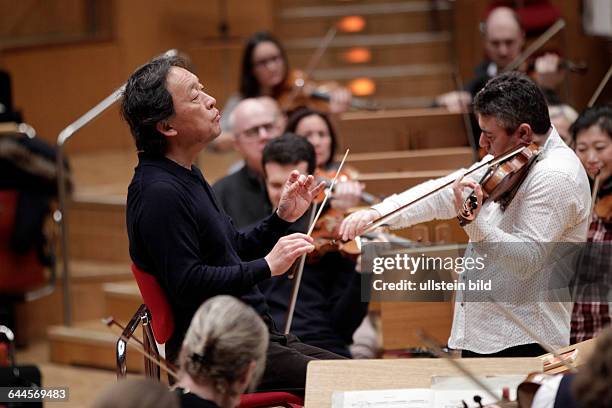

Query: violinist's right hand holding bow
[339,208,380,241]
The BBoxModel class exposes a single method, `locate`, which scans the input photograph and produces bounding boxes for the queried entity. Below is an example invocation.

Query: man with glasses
[213,97,285,228]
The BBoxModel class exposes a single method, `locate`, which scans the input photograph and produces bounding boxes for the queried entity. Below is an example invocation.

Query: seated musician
[212,31,351,151]
[175,296,268,408]
[569,105,612,344]
[123,55,341,394]
[258,133,368,357]
[285,107,365,209]
[436,6,564,113]
[341,72,591,357]
[213,97,284,226]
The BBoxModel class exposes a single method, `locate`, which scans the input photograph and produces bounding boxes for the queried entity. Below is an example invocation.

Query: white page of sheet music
[332,388,432,408]
[431,375,524,408]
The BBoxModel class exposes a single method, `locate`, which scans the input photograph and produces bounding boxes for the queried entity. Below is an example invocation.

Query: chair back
[131,264,174,344]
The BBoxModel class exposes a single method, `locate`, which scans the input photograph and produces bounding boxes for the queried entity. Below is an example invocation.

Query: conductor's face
[164,67,220,147]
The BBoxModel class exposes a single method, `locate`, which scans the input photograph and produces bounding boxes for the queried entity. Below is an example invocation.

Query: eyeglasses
[239,122,278,139]
[253,54,283,69]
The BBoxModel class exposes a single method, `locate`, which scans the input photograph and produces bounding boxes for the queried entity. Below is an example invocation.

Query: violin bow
[416,330,503,403]
[284,26,337,109]
[587,63,612,108]
[283,149,349,334]
[486,297,578,374]
[503,19,566,73]
[357,144,530,237]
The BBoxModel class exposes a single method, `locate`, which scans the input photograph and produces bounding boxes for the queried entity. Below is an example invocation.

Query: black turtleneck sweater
[126,154,290,361]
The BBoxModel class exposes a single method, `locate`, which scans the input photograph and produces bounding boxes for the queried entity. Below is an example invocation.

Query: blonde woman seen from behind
[175,295,269,408]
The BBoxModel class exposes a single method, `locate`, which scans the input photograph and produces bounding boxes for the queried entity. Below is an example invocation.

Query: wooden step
[287,39,451,69]
[48,320,144,372]
[345,147,474,173]
[103,281,142,323]
[276,2,451,38]
[16,261,132,342]
[337,108,469,153]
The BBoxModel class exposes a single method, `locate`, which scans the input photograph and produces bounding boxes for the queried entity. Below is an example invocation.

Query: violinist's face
[252,42,286,91]
[575,125,612,182]
[265,161,309,208]
[478,115,530,156]
[295,114,333,168]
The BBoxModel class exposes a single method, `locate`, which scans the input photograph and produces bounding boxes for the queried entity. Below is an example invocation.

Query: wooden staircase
[276,0,455,109]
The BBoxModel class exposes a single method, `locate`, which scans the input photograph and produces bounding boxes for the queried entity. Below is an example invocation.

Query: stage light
[342,47,372,64]
[337,15,366,33]
[348,78,376,96]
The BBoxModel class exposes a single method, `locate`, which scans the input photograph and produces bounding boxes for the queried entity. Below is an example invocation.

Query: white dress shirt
[372,127,591,353]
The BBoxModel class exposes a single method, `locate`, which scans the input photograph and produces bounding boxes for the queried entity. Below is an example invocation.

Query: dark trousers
[461,343,546,358]
[257,317,345,395]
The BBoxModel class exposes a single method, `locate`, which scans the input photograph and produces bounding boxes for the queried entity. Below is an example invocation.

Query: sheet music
[431,375,524,408]
[331,375,525,408]
[332,388,432,408]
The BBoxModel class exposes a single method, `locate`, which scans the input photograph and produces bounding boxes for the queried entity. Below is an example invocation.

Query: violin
[458,143,540,225]
[595,194,612,223]
[277,69,379,113]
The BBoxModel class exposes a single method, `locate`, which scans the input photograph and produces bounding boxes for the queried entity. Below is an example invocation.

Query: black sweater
[126,154,290,361]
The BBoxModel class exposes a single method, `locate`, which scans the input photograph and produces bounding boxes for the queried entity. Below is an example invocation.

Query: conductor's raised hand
[276,170,325,222]
[265,233,315,276]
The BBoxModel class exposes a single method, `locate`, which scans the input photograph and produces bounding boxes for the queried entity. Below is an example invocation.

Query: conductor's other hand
[277,170,325,222]
[339,208,380,242]
[265,233,315,276]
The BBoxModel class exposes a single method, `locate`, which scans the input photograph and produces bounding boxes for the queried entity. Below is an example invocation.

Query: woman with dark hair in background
[570,105,612,344]
[214,32,351,151]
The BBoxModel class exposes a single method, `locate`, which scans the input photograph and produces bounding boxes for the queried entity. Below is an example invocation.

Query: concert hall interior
[1,1,611,407]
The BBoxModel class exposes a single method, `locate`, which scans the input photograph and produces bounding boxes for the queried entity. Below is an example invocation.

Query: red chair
[126,264,304,408]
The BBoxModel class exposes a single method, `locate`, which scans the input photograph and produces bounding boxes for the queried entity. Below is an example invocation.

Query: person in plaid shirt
[570,105,612,343]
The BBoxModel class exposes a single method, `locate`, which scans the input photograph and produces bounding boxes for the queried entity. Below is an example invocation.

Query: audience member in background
[213,97,284,228]
[258,134,368,357]
[569,105,612,344]
[436,6,564,113]
[212,31,351,151]
[175,296,268,408]
[92,378,179,408]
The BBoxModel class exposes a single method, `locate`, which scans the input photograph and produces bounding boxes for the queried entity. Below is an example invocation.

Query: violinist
[258,134,367,357]
[285,107,365,209]
[340,72,592,357]
[212,32,351,151]
[569,105,612,344]
[436,7,564,113]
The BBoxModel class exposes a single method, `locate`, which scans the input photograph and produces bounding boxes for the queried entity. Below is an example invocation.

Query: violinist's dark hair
[570,105,612,143]
[121,56,189,156]
[262,132,316,176]
[572,326,612,407]
[473,72,551,135]
[239,31,289,98]
[285,107,338,169]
